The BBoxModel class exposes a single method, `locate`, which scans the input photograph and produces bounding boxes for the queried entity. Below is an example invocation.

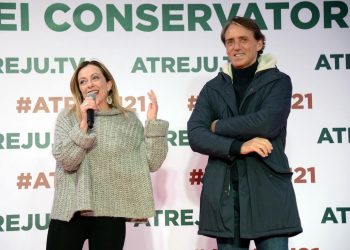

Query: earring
[107,95,112,105]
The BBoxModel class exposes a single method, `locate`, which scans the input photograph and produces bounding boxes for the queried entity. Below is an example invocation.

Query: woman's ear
[107,81,112,92]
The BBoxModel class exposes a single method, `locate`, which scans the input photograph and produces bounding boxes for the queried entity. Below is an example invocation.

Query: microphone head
[87,92,96,100]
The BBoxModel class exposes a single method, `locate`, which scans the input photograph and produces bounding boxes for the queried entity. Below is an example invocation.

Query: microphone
[86,92,96,129]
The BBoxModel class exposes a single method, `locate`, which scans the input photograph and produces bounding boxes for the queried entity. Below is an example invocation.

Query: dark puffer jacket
[187,54,302,239]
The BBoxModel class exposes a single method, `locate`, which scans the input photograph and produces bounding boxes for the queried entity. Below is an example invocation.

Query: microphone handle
[87,109,94,129]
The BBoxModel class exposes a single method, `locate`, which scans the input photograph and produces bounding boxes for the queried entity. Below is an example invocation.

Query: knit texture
[50,108,169,221]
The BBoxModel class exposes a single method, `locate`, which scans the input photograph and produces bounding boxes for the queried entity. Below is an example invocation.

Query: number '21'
[291,167,316,183]
[292,93,313,109]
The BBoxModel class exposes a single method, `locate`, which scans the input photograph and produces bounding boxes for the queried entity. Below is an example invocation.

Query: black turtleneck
[231,60,258,107]
[229,61,258,161]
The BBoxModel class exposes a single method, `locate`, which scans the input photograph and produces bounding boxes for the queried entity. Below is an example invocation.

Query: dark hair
[220,16,266,55]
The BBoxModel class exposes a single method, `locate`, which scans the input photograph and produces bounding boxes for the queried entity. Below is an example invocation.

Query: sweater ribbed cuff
[144,119,169,137]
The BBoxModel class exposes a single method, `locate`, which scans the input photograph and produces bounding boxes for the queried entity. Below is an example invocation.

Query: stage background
[0,1,349,249]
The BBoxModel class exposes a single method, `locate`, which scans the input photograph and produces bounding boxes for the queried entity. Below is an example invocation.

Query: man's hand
[241,137,273,158]
[211,120,218,133]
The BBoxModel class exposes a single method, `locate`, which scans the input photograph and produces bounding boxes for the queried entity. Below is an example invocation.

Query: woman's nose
[86,79,94,87]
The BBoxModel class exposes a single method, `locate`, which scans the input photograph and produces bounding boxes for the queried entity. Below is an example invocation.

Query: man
[187,16,302,250]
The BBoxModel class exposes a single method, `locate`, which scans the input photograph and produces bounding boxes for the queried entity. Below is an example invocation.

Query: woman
[46,60,169,250]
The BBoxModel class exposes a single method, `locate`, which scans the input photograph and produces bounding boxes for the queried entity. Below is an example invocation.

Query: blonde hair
[69,60,129,121]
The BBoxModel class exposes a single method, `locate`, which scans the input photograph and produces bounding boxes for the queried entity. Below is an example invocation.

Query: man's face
[224,23,263,69]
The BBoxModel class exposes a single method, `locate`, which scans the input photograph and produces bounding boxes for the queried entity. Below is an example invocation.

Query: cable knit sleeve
[52,110,96,171]
[144,119,169,172]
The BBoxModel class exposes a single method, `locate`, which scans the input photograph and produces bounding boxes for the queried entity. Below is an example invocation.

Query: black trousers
[46,213,126,250]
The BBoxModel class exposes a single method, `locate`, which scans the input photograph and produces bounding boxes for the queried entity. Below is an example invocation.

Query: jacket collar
[207,54,279,115]
[221,53,277,78]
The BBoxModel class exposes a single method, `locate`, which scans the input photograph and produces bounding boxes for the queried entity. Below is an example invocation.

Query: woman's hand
[79,95,97,132]
[147,90,158,121]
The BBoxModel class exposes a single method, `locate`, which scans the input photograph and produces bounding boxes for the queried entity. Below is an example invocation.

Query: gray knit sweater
[50,107,169,221]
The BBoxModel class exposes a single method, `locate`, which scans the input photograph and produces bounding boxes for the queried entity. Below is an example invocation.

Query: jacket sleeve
[187,86,237,160]
[215,75,292,140]
[52,110,96,171]
[144,119,169,172]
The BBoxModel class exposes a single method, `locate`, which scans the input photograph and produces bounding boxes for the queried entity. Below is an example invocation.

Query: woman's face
[77,64,112,110]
